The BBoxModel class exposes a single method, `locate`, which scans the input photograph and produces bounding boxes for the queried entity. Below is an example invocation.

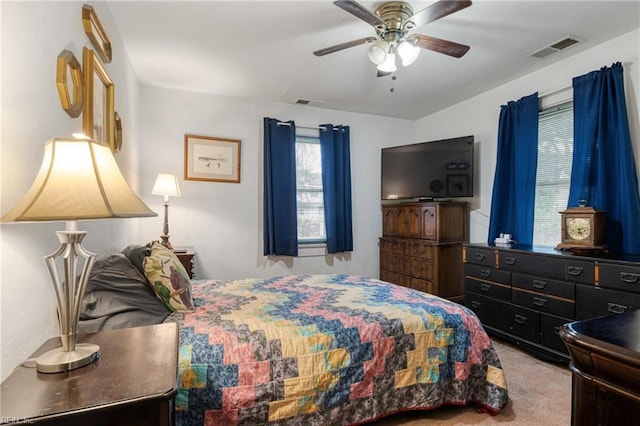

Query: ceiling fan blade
[313,36,377,56]
[408,0,472,30]
[411,34,470,58]
[334,0,386,28]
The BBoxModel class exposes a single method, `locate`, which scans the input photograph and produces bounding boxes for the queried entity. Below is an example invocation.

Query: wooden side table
[1,323,178,425]
[560,310,640,426]
[173,246,195,279]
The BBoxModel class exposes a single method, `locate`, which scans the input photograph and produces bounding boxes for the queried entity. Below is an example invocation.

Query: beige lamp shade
[1,137,156,222]
[151,173,181,197]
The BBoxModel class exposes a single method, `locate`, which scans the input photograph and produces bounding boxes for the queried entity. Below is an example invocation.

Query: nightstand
[0,323,178,426]
[173,246,195,279]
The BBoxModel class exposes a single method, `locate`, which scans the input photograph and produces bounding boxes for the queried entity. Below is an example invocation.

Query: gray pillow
[79,253,169,333]
[121,243,152,276]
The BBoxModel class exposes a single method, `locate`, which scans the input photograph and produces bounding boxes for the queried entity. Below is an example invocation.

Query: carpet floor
[368,338,572,425]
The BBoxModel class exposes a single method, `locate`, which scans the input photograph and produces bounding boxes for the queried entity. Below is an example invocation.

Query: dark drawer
[576,285,640,319]
[465,246,495,267]
[599,262,640,294]
[498,252,566,280]
[464,291,511,331]
[511,288,575,318]
[405,241,433,259]
[564,259,595,284]
[465,277,510,301]
[380,238,404,255]
[540,312,572,354]
[512,273,575,299]
[465,263,511,284]
[404,257,432,280]
[505,304,540,342]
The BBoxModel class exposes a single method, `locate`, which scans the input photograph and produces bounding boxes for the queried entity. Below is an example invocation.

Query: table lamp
[1,137,156,373]
[151,173,181,250]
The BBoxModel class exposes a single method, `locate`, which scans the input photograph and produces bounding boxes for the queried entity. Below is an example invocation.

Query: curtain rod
[539,84,572,98]
[277,122,328,131]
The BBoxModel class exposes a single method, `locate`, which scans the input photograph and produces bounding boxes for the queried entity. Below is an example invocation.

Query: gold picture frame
[184,134,241,183]
[82,4,112,63]
[114,111,122,152]
[56,49,83,118]
[82,47,115,151]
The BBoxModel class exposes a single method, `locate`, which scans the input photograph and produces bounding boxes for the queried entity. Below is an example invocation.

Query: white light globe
[398,40,420,66]
[368,41,389,65]
[377,53,397,73]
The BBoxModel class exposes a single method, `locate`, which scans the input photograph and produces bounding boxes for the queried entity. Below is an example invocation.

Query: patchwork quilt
[165,274,508,425]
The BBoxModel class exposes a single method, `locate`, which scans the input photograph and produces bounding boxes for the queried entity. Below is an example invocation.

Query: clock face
[566,217,591,241]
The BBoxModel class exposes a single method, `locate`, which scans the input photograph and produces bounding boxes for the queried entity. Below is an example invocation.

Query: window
[533,101,574,246]
[296,135,325,243]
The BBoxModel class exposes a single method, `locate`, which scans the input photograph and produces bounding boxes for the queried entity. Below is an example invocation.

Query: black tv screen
[381,135,474,200]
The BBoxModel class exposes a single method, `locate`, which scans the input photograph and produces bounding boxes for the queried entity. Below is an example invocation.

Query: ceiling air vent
[530,35,584,59]
[294,99,325,106]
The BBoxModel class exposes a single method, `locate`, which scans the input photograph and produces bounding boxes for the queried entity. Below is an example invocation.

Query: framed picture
[184,134,241,183]
[82,4,112,63]
[114,111,123,152]
[82,47,115,151]
[55,49,83,118]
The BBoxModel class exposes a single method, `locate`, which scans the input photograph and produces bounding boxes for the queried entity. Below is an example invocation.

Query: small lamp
[1,137,156,373]
[151,173,181,250]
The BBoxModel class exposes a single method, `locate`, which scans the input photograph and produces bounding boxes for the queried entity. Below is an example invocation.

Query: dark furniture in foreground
[464,243,640,362]
[0,323,178,425]
[560,310,640,426]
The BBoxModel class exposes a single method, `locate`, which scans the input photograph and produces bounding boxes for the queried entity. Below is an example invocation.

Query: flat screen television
[381,135,474,200]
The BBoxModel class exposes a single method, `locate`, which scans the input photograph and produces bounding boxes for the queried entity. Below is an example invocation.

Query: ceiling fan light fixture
[368,40,389,65]
[377,53,397,73]
[397,39,420,66]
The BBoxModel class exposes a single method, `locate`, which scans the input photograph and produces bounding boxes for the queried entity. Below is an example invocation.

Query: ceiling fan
[314,0,472,76]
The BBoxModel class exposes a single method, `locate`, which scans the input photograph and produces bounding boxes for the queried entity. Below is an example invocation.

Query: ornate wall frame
[82,4,112,63]
[82,47,115,151]
[56,49,83,118]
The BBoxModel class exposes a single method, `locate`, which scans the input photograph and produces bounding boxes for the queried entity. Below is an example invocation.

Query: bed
[79,244,508,425]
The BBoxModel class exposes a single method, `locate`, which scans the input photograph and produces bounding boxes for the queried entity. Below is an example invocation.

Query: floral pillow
[142,241,195,312]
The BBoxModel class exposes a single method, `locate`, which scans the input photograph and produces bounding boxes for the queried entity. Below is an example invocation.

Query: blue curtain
[263,118,298,256]
[320,124,353,253]
[488,92,539,245]
[568,62,640,254]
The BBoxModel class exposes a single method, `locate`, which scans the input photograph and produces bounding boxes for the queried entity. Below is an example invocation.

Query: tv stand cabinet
[379,201,469,302]
[464,243,640,363]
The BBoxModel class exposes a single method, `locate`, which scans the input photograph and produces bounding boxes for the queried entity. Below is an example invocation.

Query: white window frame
[295,134,327,249]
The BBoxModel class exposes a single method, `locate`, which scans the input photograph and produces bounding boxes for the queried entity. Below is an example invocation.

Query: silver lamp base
[36,343,100,373]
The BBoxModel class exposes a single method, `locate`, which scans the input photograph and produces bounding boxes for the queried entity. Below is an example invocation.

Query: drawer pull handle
[608,303,628,314]
[620,272,640,284]
[480,284,491,292]
[471,301,481,309]
[567,266,584,276]
[514,314,527,324]
[480,269,491,278]
[533,279,547,289]
[533,296,547,307]
[504,256,517,265]
[474,253,485,261]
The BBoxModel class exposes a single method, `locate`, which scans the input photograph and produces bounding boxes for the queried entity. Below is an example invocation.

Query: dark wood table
[1,323,178,425]
[560,310,640,426]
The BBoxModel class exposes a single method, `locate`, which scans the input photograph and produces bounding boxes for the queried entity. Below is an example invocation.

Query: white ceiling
[106,0,640,120]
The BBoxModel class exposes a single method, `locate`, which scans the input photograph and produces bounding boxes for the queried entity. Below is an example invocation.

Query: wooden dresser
[379,201,469,301]
[464,243,640,362]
